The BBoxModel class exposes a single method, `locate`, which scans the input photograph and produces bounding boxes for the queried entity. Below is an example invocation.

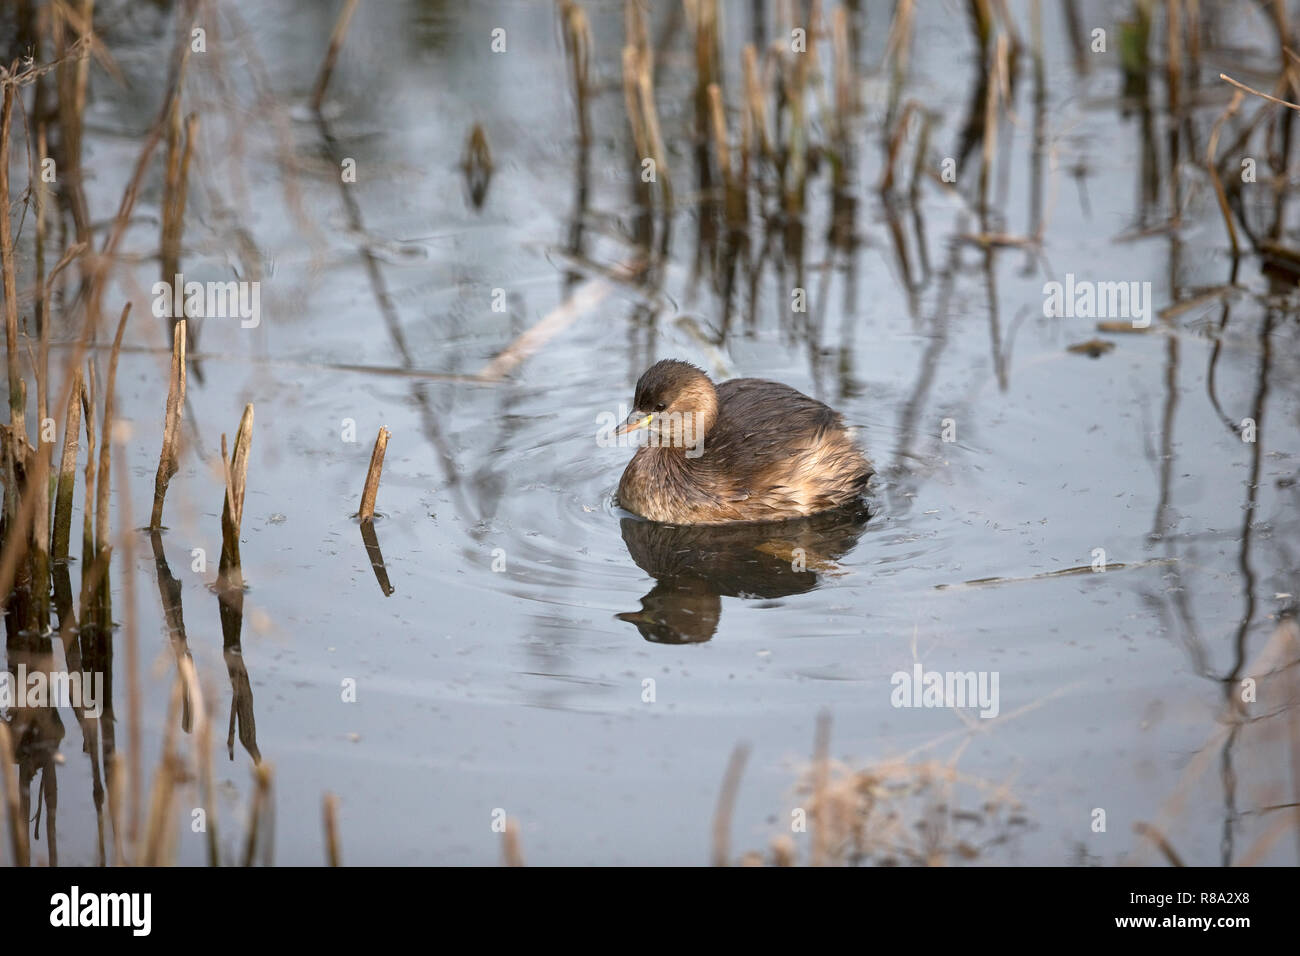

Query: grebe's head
[615,360,717,450]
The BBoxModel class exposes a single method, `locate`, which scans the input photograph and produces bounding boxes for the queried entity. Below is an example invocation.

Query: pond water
[4,0,1300,866]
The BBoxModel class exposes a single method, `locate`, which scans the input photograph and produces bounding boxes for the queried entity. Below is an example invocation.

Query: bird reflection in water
[616,502,871,643]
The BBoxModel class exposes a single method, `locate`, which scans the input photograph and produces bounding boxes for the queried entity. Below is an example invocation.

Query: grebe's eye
[655,402,667,412]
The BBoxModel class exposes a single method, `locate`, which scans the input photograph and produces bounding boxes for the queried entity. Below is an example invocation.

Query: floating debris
[1066,338,1115,358]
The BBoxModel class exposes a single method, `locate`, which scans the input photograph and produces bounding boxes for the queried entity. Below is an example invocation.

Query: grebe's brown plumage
[615,360,872,524]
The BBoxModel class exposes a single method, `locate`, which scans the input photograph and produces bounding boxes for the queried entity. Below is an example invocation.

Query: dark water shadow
[616,502,871,644]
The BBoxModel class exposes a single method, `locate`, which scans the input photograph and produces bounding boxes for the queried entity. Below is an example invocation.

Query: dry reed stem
[242,763,273,866]
[711,742,750,866]
[34,124,49,454]
[359,426,389,520]
[979,32,1007,214]
[94,302,130,553]
[1206,89,1245,258]
[831,6,852,139]
[0,304,97,608]
[1166,0,1181,115]
[742,44,770,161]
[310,0,360,112]
[0,722,28,866]
[707,82,732,193]
[1219,72,1300,111]
[52,369,83,559]
[37,245,86,575]
[1,81,23,444]
[323,793,341,866]
[220,404,255,577]
[161,108,198,287]
[150,319,186,529]
[161,93,183,281]
[503,817,525,867]
[80,361,95,564]
[53,1,96,249]
[0,33,93,92]
[811,710,831,866]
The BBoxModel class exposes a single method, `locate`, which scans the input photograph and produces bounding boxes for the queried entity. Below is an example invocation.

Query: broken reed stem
[219,404,255,580]
[503,817,525,867]
[52,370,83,560]
[150,320,187,529]
[711,742,751,866]
[95,303,130,553]
[310,0,360,112]
[359,426,390,520]
[0,721,28,866]
[1207,89,1245,258]
[323,793,341,866]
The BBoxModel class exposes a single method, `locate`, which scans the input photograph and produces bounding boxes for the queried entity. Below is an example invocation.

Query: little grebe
[615,360,872,524]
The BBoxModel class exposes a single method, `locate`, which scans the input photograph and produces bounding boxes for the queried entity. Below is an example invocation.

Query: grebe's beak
[615,412,653,437]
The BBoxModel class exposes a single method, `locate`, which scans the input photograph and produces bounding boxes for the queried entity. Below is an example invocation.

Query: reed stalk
[150,320,187,529]
[359,426,389,520]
